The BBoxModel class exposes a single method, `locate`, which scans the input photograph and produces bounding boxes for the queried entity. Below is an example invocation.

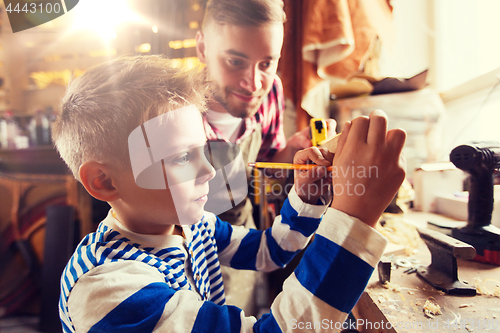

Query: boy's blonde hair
[52,55,207,181]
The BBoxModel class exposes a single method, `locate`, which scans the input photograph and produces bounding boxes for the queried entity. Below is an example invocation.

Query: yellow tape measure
[310,118,328,146]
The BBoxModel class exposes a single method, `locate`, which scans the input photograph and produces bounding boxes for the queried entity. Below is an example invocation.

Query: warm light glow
[101,30,117,40]
[30,69,86,89]
[136,43,151,53]
[89,49,118,57]
[171,57,203,69]
[189,21,199,29]
[44,55,62,62]
[152,25,158,33]
[70,0,142,39]
[168,39,197,50]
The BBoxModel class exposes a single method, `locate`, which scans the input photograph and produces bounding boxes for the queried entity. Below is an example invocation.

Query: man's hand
[275,119,337,163]
[330,110,406,228]
[293,147,333,205]
[287,119,337,152]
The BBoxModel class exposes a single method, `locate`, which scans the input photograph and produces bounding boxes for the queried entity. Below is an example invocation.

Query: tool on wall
[449,141,500,265]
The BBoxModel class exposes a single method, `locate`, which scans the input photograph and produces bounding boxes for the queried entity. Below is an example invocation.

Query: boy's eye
[173,153,189,165]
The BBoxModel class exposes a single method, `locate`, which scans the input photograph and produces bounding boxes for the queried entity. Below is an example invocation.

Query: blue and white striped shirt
[59,188,387,332]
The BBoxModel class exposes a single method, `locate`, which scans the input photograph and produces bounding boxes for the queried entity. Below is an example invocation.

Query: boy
[54,55,406,332]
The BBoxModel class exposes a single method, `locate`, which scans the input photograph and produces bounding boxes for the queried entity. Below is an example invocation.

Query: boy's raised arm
[264,109,406,331]
[330,109,406,227]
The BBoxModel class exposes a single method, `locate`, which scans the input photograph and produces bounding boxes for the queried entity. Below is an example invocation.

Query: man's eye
[261,61,271,69]
[228,58,243,67]
[260,61,275,71]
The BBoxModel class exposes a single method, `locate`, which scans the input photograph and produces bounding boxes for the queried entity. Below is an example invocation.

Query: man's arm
[257,76,337,163]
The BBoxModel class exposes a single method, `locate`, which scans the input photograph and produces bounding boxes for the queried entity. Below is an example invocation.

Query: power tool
[449,141,500,265]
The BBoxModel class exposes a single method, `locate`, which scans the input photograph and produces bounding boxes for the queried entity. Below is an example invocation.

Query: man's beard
[209,81,263,119]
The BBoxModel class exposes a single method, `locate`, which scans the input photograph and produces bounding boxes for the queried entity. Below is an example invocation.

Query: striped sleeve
[66,203,387,333]
[215,186,328,272]
[267,208,388,332]
[67,260,259,333]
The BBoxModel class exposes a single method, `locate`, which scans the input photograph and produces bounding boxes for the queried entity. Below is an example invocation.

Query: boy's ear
[195,30,206,64]
[79,161,120,202]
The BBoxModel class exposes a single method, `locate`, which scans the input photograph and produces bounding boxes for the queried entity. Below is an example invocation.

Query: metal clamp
[417,228,476,296]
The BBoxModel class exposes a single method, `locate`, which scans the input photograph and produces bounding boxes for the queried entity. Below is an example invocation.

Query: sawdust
[423,298,442,318]
[474,277,500,297]
[378,292,390,302]
[383,281,402,292]
[376,215,422,256]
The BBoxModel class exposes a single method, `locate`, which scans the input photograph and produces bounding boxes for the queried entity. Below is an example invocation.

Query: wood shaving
[408,290,414,295]
[474,277,488,295]
[458,303,474,308]
[474,277,500,297]
[383,281,402,292]
[494,286,500,297]
[423,298,442,318]
[376,215,422,255]
[424,311,435,319]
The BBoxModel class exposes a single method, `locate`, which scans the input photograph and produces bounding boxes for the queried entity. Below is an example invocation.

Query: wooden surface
[353,212,500,333]
[0,146,70,175]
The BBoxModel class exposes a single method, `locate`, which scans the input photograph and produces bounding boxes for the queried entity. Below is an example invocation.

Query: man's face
[197,22,284,118]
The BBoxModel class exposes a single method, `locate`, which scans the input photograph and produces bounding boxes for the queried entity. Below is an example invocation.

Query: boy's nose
[199,156,216,183]
[240,66,262,92]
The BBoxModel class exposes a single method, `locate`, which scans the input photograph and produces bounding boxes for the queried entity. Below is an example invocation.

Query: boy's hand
[330,110,406,228]
[293,147,333,204]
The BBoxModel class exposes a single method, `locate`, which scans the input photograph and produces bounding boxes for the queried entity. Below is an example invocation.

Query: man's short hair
[52,55,207,181]
[202,0,286,30]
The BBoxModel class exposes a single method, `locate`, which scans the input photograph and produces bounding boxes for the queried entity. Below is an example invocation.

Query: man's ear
[79,161,120,202]
[195,30,206,64]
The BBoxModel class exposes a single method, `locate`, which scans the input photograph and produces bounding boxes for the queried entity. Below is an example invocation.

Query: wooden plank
[318,133,340,153]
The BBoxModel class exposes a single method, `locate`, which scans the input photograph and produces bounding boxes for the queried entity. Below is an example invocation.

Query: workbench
[353,211,500,333]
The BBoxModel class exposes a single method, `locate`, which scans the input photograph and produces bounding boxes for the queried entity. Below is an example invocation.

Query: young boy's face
[118,105,216,234]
